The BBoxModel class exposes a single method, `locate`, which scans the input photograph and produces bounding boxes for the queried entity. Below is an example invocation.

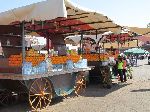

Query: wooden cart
[0,24,92,110]
[0,67,91,110]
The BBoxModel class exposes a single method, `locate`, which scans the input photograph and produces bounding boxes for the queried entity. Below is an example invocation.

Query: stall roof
[129,27,150,35]
[136,36,150,44]
[33,0,121,35]
[0,0,121,36]
[0,25,21,35]
[0,0,67,25]
[65,0,121,34]
[103,40,143,48]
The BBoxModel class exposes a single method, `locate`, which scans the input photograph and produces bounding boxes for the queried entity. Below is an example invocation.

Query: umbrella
[124,48,138,54]
[144,50,150,54]
[132,48,145,54]
[124,48,149,55]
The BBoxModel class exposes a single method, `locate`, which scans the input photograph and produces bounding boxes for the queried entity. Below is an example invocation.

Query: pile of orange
[8,49,45,67]
[51,55,81,64]
[51,56,66,64]
[82,54,109,61]
[25,55,45,66]
[82,54,99,61]
[26,49,40,57]
[8,48,83,66]
[68,55,81,63]
[8,54,22,67]
[25,49,45,66]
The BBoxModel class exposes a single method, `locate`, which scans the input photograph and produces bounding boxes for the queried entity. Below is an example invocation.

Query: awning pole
[22,21,26,64]
[103,42,105,60]
[96,30,100,61]
[47,37,50,54]
[81,31,84,55]
[117,36,120,53]
[137,39,139,47]
[96,30,98,39]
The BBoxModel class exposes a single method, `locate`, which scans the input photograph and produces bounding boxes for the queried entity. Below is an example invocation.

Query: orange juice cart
[0,0,122,110]
[79,34,121,87]
[0,24,92,110]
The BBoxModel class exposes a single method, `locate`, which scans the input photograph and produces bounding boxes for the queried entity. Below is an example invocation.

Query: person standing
[123,57,127,82]
[117,56,124,82]
[112,58,118,77]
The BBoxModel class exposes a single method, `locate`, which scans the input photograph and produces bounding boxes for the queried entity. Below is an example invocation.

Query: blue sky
[0,0,149,28]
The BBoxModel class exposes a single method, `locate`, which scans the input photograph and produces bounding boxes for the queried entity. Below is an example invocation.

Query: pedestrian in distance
[122,56,127,82]
[117,56,124,82]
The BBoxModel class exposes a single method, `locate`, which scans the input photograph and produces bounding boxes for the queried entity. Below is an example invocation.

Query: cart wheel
[29,78,52,110]
[74,72,86,96]
[0,90,17,106]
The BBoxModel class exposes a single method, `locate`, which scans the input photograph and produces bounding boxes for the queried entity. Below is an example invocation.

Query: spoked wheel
[0,90,17,106]
[101,67,112,89]
[74,72,86,96]
[29,78,53,111]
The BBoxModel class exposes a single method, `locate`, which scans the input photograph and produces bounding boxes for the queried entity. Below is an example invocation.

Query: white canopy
[0,0,67,25]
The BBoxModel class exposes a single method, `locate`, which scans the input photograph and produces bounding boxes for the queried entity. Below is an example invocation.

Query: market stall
[65,33,124,86]
[66,30,135,86]
[0,25,93,111]
[0,0,122,110]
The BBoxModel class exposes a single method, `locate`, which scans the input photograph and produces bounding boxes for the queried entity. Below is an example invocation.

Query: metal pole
[79,32,82,55]
[96,30,100,61]
[96,30,98,39]
[136,54,138,66]
[47,37,50,54]
[137,39,139,47]
[81,31,84,55]
[117,36,120,54]
[22,21,26,63]
[103,42,105,60]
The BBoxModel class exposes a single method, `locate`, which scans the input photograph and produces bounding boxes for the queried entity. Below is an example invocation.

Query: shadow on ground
[0,82,132,112]
[82,82,132,97]
[0,96,64,112]
[0,102,30,112]
[131,89,150,92]
[132,65,143,67]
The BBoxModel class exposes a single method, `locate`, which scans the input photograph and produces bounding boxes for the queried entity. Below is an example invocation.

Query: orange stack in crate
[8,49,45,67]
[25,49,45,66]
[51,55,81,64]
[8,54,22,67]
[68,55,81,63]
[82,54,109,61]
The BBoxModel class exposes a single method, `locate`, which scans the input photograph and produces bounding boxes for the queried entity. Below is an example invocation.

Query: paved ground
[0,58,150,112]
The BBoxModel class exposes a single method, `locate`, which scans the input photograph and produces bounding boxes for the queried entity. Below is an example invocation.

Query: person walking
[117,56,124,82]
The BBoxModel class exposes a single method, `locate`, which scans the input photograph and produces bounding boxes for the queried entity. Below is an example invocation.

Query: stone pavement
[0,59,150,112]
